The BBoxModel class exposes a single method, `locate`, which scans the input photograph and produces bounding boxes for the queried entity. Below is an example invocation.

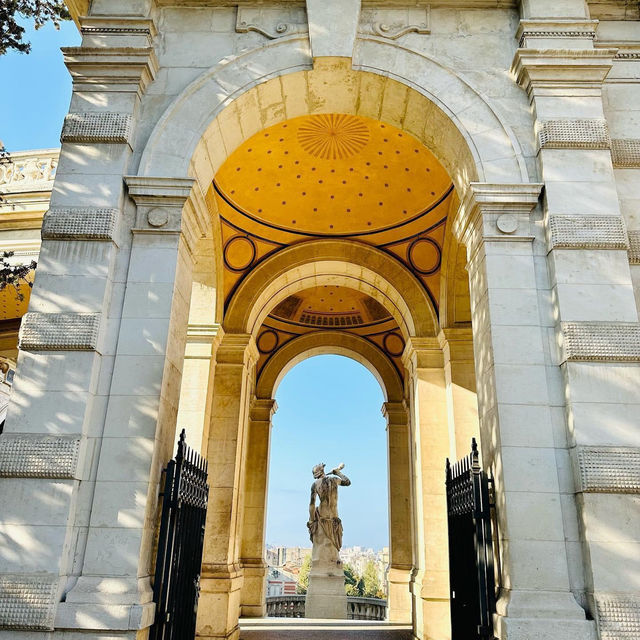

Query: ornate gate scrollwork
[446,438,496,639]
[151,430,209,640]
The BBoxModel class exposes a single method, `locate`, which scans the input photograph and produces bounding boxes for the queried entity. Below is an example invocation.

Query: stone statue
[305,462,351,619]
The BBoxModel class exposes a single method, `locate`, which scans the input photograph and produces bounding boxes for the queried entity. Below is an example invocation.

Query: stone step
[239,619,413,640]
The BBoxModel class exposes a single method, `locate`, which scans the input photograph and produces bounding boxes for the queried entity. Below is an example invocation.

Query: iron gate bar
[446,438,496,640]
[151,429,209,640]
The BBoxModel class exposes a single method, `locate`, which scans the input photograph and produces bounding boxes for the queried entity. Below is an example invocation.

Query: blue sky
[1,20,80,151]
[268,355,388,549]
[2,20,390,550]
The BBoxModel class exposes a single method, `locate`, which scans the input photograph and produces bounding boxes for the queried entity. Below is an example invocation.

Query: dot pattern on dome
[213,113,453,240]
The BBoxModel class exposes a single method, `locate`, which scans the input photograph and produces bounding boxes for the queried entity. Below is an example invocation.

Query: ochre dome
[213,113,452,240]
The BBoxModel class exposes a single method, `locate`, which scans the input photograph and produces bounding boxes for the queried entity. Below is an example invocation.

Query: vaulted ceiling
[208,113,456,380]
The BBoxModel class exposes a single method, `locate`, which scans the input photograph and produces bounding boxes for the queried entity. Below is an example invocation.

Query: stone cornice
[401,336,443,371]
[454,182,542,251]
[515,19,598,48]
[250,397,278,422]
[124,176,196,207]
[125,175,196,237]
[512,48,617,97]
[215,333,259,367]
[63,46,158,98]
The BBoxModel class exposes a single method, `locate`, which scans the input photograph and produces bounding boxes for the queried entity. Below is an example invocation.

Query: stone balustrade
[265,595,387,620]
[0,149,59,193]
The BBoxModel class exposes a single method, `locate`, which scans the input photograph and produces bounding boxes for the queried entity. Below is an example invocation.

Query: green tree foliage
[0,1,71,55]
[362,559,383,598]
[296,554,311,594]
[344,563,366,597]
[0,252,36,301]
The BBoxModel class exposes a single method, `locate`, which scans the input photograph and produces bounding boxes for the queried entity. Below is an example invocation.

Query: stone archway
[241,331,412,622]
[130,35,542,640]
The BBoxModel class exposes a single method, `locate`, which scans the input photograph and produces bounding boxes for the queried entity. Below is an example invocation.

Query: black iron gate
[151,429,209,640]
[446,438,496,640]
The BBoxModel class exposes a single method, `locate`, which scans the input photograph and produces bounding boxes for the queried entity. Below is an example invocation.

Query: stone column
[439,328,480,460]
[402,338,450,640]
[0,14,158,636]
[514,39,640,638]
[197,333,258,640]
[239,397,277,618]
[382,401,413,624]
[54,176,196,632]
[457,183,596,640]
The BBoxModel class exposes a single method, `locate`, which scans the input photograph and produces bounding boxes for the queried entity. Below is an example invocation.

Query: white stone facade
[0,1,639,639]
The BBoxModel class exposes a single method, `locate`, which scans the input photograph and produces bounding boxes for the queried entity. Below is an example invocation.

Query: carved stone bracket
[19,312,101,352]
[0,434,82,479]
[358,5,430,39]
[560,321,640,363]
[0,574,59,630]
[547,214,628,250]
[236,5,308,39]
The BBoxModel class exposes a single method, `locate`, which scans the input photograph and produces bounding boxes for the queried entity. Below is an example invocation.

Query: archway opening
[264,354,389,617]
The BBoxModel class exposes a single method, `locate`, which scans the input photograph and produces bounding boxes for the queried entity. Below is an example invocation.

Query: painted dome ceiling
[208,113,456,381]
[256,285,405,380]
[214,113,453,240]
[209,113,455,311]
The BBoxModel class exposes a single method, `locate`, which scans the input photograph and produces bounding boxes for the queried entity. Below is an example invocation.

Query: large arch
[137,35,529,192]
[224,239,437,338]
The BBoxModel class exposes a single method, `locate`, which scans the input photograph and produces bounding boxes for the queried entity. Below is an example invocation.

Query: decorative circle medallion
[496,214,518,234]
[223,235,257,272]
[147,207,169,228]
[297,114,370,160]
[257,329,279,354]
[407,237,441,275]
[383,332,405,357]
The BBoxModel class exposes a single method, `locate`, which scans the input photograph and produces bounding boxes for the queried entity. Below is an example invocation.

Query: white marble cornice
[512,48,617,98]
[63,46,158,98]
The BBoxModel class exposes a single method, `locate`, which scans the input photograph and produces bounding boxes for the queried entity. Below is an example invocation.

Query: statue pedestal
[305,568,347,619]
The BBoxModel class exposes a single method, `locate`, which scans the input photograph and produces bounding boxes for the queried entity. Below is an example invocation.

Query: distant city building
[266,567,297,597]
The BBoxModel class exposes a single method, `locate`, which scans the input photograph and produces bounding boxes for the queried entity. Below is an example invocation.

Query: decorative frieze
[0,434,81,479]
[0,150,58,194]
[538,119,611,150]
[628,231,640,264]
[576,447,640,494]
[42,207,118,242]
[0,574,58,629]
[547,215,628,250]
[561,322,640,362]
[61,112,132,144]
[596,594,640,639]
[611,139,640,167]
[19,312,100,351]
